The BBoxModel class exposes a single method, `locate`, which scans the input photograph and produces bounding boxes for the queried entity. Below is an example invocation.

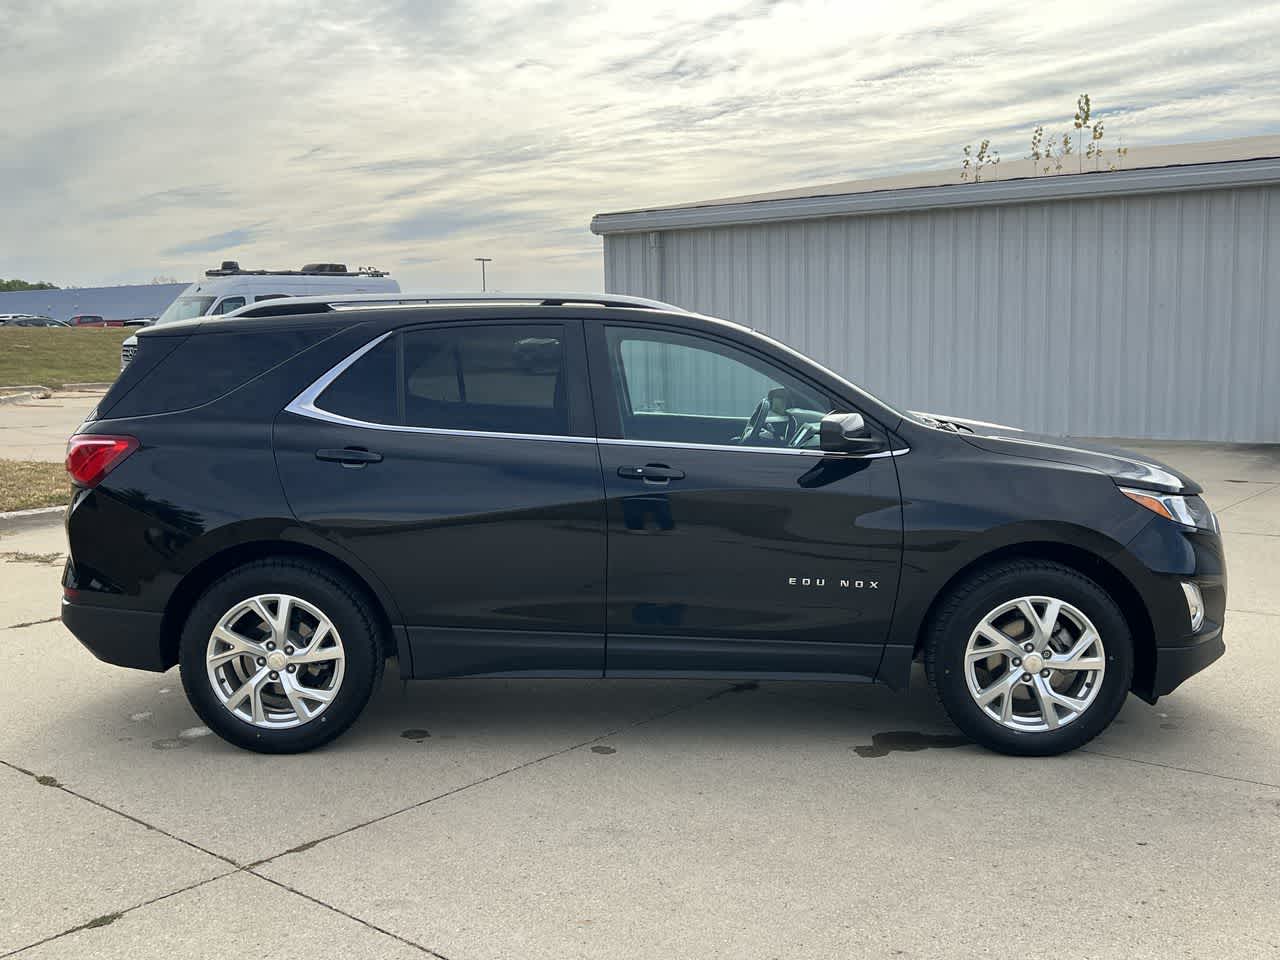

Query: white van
[120,262,400,369]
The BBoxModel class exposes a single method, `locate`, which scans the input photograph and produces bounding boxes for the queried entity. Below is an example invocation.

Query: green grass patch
[0,459,68,512]
[0,327,131,388]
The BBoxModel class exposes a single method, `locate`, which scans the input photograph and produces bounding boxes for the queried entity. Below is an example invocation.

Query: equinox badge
[788,577,879,589]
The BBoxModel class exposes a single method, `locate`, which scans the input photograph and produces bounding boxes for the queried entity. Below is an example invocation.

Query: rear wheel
[178,559,384,753]
[925,560,1133,756]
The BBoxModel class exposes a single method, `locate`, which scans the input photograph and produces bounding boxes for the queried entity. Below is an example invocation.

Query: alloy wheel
[964,596,1106,733]
[205,594,345,729]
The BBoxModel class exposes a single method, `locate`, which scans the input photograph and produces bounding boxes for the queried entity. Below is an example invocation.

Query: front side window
[315,324,571,437]
[212,297,246,315]
[605,326,835,449]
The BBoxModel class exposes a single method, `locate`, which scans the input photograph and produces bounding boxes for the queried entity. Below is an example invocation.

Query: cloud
[1,0,1278,293]
[163,225,267,256]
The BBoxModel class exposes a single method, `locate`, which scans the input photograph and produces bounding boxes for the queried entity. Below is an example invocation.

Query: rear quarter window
[98,327,333,419]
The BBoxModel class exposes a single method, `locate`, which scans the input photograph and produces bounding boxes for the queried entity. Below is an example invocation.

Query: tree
[0,278,59,292]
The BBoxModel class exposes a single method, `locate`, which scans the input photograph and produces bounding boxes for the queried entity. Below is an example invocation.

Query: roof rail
[226,291,691,319]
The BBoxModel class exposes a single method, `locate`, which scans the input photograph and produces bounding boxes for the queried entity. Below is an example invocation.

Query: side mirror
[819,412,883,453]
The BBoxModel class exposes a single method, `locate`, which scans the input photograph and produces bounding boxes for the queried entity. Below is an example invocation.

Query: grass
[0,459,69,512]
[0,327,131,388]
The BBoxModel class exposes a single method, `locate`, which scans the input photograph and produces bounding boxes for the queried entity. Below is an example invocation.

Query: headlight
[1119,487,1219,532]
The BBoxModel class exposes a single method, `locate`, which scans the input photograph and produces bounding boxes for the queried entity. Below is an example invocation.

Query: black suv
[62,294,1225,755]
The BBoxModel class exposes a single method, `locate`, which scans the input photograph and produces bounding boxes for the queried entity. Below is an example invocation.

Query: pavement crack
[0,872,235,958]
[250,682,743,869]
[0,757,240,869]
[1079,748,1280,790]
[247,871,452,958]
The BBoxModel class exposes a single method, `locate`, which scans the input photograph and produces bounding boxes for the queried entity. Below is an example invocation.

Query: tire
[924,559,1133,756]
[178,558,385,753]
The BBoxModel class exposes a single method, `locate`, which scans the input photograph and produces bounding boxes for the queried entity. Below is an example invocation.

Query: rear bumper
[61,599,168,672]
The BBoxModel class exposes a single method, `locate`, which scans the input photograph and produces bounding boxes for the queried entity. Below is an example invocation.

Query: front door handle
[316,447,383,466]
[618,464,685,482]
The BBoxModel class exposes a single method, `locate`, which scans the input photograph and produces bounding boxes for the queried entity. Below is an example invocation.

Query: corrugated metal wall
[0,283,187,323]
[603,185,1280,441]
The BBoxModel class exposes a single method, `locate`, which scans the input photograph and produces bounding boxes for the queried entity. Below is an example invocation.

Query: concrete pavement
[0,389,104,462]
[0,442,1277,958]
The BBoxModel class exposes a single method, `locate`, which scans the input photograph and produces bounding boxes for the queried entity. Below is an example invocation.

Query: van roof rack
[228,291,692,318]
[204,261,390,278]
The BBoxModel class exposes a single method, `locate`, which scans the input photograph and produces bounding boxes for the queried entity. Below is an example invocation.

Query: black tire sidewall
[929,563,1133,756]
[179,561,382,753]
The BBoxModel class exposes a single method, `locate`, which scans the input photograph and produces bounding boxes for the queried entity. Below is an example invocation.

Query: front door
[588,321,903,680]
[274,319,606,678]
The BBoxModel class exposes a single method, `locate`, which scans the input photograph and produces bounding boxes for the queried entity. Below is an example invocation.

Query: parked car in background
[0,314,68,327]
[68,314,122,327]
[120,261,399,369]
[64,292,1225,756]
[121,317,157,327]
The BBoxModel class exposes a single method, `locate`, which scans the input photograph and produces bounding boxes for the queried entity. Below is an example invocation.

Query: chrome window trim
[285,332,909,459]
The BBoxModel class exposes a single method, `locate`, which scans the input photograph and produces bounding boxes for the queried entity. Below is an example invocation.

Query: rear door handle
[316,447,383,466]
[617,464,685,482]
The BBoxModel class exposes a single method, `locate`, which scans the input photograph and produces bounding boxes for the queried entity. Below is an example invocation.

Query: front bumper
[61,598,168,672]
[1152,626,1225,697]
[1124,516,1227,702]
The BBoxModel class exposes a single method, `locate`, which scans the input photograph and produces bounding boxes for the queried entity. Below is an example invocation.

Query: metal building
[592,137,1280,442]
[0,283,186,323]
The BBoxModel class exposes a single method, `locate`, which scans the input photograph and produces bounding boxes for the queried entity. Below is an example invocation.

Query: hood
[913,412,1199,495]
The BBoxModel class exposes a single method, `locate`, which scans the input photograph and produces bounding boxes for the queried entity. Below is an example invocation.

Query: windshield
[155,296,215,326]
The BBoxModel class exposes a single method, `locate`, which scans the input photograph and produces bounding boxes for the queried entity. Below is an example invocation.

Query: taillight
[66,434,138,487]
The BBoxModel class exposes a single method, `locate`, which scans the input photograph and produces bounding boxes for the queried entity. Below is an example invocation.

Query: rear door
[274,319,607,678]
[588,320,903,680]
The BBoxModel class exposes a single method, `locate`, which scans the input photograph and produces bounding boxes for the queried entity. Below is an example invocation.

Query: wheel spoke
[290,680,336,705]
[976,670,1021,708]
[224,667,269,719]
[208,625,266,666]
[293,624,342,664]
[1029,675,1090,727]
[280,673,313,720]
[970,625,1024,660]
[1031,676,1061,729]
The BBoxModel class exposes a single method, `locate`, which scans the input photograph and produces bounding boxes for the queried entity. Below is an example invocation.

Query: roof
[591,134,1280,235]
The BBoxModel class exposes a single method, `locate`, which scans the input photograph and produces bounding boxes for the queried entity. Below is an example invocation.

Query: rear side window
[315,324,570,436]
[99,328,332,419]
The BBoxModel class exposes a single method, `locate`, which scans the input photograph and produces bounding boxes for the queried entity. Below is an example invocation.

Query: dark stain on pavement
[78,912,123,931]
[852,731,969,758]
[590,745,617,755]
[400,729,431,741]
[5,616,59,630]
[35,774,62,787]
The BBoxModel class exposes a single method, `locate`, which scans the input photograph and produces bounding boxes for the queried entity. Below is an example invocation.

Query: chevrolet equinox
[61,294,1226,755]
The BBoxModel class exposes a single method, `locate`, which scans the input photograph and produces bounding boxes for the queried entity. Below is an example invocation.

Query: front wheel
[178,558,385,753]
[925,560,1133,756]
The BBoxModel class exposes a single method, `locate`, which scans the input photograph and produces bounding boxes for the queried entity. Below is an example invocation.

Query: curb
[0,391,46,406]
[0,505,65,533]
[61,382,113,391]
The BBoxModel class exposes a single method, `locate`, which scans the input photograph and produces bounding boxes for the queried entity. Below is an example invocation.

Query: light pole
[474,257,493,292]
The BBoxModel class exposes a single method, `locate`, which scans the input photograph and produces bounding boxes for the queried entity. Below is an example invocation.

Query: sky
[2,0,1279,293]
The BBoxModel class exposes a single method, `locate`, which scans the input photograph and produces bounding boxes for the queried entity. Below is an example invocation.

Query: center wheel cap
[266,651,288,671]
[1022,652,1045,673]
